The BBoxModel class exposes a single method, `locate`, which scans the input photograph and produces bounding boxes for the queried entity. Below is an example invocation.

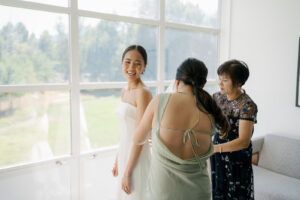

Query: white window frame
[0,0,231,199]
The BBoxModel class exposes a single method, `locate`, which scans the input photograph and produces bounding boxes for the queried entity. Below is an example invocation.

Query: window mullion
[0,0,70,14]
[69,0,81,199]
[158,0,166,93]
[219,0,231,65]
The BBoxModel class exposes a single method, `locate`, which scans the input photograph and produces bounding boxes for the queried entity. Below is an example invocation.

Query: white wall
[229,0,300,137]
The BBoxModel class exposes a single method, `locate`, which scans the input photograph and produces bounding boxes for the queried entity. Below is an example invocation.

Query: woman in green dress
[121,58,230,200]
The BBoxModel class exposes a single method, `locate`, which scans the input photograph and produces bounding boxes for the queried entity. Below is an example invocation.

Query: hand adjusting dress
[114,101,151,200]
[148,93,216,200]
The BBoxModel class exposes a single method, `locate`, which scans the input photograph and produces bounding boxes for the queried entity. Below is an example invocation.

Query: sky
[0,0,218,37]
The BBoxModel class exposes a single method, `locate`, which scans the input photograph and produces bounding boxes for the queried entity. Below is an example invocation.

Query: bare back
[156,93,214,160]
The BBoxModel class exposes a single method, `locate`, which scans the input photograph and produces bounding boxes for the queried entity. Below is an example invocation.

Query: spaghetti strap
[157,93,213,166]
[155,93,172,126]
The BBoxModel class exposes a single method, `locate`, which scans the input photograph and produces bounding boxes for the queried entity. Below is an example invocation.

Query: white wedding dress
[114,101,151,200]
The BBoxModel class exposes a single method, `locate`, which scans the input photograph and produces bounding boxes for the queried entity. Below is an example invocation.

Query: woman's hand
[112,162,118,177]
[122,173,132,194]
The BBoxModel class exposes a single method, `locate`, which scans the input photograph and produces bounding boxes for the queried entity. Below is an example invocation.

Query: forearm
[124,145,143,176]
[214,138,250,153]
[215,120,254,153]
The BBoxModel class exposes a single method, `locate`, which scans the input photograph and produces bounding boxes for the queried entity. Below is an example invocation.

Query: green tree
[79,20,123,82]
[54,19,69,81]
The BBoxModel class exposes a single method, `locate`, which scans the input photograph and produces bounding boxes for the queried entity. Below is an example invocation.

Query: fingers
[122,184,131,194]
[148,137,152,147]
[121,176,131,194]
[112,166,118,177]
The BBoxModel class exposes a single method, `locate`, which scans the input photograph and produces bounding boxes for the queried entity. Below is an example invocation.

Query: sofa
[252,133,300,200]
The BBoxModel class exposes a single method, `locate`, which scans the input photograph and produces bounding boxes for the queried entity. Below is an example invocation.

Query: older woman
[210,59,258,200]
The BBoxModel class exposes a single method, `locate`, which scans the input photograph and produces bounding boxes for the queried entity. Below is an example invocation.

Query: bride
[112,45,152,199]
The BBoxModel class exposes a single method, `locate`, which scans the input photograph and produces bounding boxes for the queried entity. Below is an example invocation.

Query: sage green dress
[148,93,216,200]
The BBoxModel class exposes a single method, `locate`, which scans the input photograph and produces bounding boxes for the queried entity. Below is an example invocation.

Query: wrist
[214,145,222,153]
[124,170,132,177]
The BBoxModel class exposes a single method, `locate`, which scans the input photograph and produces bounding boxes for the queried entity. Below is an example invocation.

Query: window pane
[0,91,70,168]
[166,0,219,28]
[80,89,121,151]
[78,0,159,20]
[21,0,68,7]
[79,17,157,82]
[81,150,117,200]
[0,6,69,85]
[149,87,157,97]
[0,161,71,199]
[165,28,217,80]
[204,84,218,95]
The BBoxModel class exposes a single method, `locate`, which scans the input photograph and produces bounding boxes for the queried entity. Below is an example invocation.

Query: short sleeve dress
[210,91,258,200]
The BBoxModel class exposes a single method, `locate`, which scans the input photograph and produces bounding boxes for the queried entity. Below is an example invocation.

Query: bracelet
[219,146,222,153]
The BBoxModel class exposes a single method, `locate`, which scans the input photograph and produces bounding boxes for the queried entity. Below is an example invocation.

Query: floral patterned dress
[210,91,258,200]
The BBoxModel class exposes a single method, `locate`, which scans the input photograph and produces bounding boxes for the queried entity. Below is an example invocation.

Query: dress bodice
[212,91,257,141]
[115,101,137,122]
[115,102,137,142]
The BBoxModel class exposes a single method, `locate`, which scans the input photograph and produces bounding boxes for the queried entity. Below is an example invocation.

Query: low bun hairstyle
[176,58,230,137]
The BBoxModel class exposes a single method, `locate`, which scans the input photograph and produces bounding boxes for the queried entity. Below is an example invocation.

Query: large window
[0,0,220,168]
[0,1,223,199]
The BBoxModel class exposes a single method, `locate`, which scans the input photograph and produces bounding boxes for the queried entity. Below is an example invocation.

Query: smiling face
[122,49,146,81]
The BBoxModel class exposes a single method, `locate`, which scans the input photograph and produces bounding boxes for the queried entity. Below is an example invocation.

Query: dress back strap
[156,93,214,167]
[155,93,171,125]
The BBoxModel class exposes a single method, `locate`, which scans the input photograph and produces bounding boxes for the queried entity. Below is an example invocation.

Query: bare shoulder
[136,87,152,102]
[147,94,160,110]
[145,94,160,115]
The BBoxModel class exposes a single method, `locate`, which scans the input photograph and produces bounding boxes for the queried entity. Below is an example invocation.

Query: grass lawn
[81,94,121,150]
[0,93,121,167]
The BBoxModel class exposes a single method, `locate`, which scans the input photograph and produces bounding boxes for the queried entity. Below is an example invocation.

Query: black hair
[176,58,230,137]
[121,45,148,65]
[217,59,249,87]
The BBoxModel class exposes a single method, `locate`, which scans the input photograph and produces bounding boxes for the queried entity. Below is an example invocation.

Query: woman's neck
[176,84,193,96]
[227,88,243,101]
[127,79,144,90]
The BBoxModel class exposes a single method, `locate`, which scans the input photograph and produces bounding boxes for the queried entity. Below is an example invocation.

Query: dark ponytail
[193,87,229,138]
[176,58,230,137]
